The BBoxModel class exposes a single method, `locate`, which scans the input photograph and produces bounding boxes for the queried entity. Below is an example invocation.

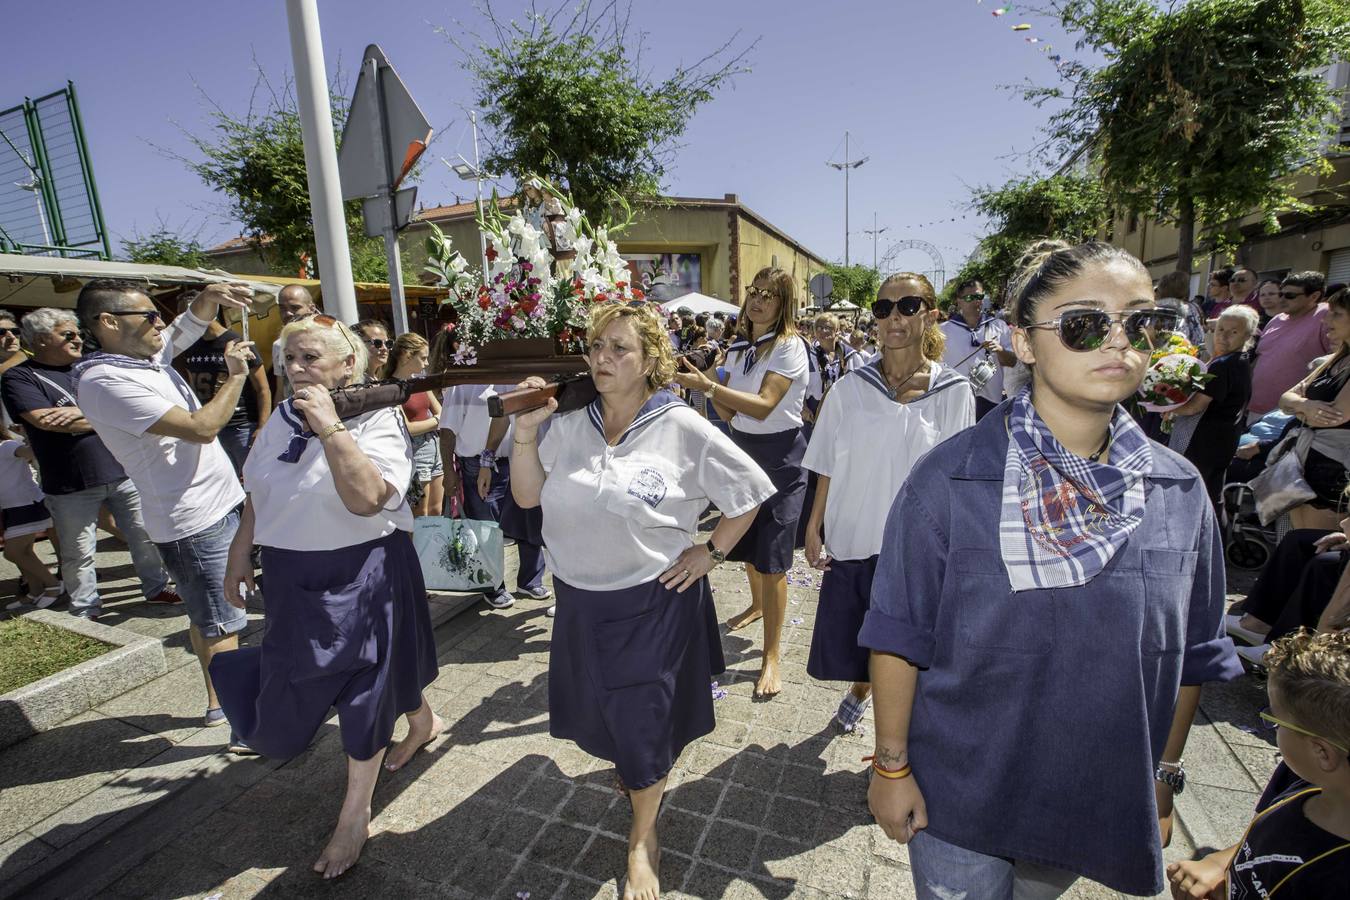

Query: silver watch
[1154,760,1186,794]
[706,540,726,565]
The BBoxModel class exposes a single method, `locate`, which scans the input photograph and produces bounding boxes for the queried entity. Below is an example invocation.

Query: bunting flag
[1012,23,1032,31]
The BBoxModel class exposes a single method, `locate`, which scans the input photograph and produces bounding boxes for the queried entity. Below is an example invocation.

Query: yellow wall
[737,213,828,306]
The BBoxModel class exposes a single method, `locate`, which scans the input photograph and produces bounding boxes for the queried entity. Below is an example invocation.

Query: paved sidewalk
[0,536,1276,899]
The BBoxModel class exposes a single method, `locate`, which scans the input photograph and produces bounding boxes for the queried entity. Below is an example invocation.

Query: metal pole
[873,212,878,271]
[843,131,850,274]
[471,111,489,280]
[285,0,358,325]
[365,56,411,336]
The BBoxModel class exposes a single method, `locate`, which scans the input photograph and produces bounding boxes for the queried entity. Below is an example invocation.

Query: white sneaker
[1236,643,1271,667]
[1225,613,1269,646]
[484,588,515,610]
[546,605,556,618]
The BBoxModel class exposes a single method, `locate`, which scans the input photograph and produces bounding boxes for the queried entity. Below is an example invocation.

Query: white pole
[471,111,489,281]
[285,0,358,325]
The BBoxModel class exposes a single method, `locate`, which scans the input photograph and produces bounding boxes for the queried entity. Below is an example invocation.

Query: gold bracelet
[316,422,346,440]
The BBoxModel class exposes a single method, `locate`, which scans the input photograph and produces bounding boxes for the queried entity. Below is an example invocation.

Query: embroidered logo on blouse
[626,467,668,509]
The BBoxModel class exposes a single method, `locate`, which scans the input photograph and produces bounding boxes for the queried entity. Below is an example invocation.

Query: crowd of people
[0,241,1347,898]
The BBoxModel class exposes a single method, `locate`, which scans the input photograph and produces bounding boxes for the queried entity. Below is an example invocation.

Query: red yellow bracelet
[862,755,912,780]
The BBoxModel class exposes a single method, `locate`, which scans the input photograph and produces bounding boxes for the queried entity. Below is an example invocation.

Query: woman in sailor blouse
[673,266,811,699]
[802,273,974,733]
[511,301,773,900]
[212,316,440,880]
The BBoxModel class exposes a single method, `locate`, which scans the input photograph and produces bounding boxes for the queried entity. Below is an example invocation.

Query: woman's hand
[512,376,558,432]
[292,384,339,432]
[659,543,716,593]
[223,547,255,610]
[672,356,716,393]
[1165,854,1228,900]
[868,774,927,845]
[805,522,831,571]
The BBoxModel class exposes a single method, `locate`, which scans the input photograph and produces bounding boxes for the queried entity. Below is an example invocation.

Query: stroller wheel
[1226,538,1270,570]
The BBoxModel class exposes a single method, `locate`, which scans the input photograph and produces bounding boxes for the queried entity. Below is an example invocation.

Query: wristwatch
[706,540,726,565]
[1154,759,1186,794]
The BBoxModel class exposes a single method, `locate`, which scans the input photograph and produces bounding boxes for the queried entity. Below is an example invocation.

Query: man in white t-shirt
[939,279,1016,420]
[75,279,256,729]
[270,284,319,407]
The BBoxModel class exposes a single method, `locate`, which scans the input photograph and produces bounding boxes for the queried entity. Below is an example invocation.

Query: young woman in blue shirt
[859,241,1244,898]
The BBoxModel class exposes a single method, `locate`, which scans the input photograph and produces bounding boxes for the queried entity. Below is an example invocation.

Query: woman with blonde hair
[382,332,444,516]
[511,301,773,900]
[213,314,439,879]
[803,273,973,732]
[675,266,811,698]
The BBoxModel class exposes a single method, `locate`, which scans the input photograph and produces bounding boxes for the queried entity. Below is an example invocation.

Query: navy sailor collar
[726,332,777,374]
[587,389,684,446]
[854,358,968,404]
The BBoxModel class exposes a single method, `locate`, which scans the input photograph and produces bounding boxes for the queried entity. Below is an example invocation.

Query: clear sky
[3,0,1080,280]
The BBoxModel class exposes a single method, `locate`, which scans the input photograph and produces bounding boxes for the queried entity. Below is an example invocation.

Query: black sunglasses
[59,330,81,343]
[959,292,986,304]
[1279,290,1305,300]
[0,326,19,337]
[364,338,394,349]
[105,310,163,326]
[871,296,929,319]
[1024,307,1179,352]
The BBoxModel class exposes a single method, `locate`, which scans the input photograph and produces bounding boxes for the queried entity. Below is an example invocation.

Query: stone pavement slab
[0,539,1277,898]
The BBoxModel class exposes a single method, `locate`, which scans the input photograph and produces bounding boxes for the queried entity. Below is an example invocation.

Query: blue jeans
[154,509,248,638]
[217,422,255,477]
[908,831,1078,900]
[457,454,546,593]
[44,478,170,613]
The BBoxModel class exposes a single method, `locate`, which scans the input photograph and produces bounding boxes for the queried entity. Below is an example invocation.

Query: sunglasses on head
[308,314,359,356]
[105,310,163,327]
[871,296,929,319]
[1024,307,1179,352]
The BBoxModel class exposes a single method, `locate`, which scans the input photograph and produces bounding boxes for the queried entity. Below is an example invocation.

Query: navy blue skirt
[807,555,878,683]
[549,575,725,789]
[728,427,807,574]
[209,530,439,761]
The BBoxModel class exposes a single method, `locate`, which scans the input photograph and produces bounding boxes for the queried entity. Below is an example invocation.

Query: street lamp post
[443,110,493,281]
[826,131,868,298]
[863,212,889,272]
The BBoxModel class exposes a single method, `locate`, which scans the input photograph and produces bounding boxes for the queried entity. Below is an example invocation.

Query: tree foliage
[173,71,414,283]
[121,228,209,269]
[954,173,1110,302]
[1022,0,1350,272]
[819,263,881,307]
[447,1,752,213]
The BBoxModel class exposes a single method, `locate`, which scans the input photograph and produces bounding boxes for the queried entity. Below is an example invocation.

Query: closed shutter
[1329,247,1350,285]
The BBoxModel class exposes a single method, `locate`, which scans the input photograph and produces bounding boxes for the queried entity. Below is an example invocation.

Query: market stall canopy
[0,254,283,311]
[826,298,861,312]
[245,275,448,306]
[659,292,740,317]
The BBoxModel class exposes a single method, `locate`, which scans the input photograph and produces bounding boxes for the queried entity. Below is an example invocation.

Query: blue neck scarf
[727,332,777,374]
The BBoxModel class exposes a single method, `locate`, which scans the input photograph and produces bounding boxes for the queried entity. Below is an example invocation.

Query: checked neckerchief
[72,351,197,408]
[998,387,1152,592]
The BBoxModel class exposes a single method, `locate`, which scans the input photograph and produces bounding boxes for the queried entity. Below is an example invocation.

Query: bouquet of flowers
[424,176,644,365]
[1137,333,1212,414]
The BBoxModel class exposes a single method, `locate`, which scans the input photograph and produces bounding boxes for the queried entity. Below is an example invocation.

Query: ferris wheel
[880,239,945,289]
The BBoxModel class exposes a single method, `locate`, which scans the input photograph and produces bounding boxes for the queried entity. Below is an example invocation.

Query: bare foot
[383,711,445,772]
[623,838,660,900]
[726,605,763,632]
[753,657,782,699]
[313,807,370,879]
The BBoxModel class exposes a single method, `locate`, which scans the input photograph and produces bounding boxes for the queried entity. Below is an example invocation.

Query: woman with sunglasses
[940,279,1017,421]
[381,332,444,516]
[212,314,440,880]
[803,274,973,734]
[674,267,810,698]
[861,241,1242,898]
[511,301,773,900]
[353,319,393,381]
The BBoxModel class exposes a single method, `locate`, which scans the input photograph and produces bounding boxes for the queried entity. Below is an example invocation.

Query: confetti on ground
[517,892,531,899]
[711,680,728,700]
[790,617,804,625]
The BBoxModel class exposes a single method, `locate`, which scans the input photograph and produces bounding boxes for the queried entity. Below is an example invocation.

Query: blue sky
[5,1,1081,278]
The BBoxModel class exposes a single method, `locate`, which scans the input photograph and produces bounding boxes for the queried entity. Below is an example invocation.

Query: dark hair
[1231,266,1256,280]
[1282,270,1326,299]
[353,318,390,340]
[953,278,984,298]
[1008,240,1148,326]
[76,278,150,341]
[428,325,459,373]
[1154,270,1190,301]
[1210,267,1233,287]
[1327,282,1346,297]
[1257,277,1282,291]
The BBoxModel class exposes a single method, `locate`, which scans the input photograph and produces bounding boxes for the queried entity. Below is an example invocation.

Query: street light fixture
[441,110,494,279]
[826,130,868,298]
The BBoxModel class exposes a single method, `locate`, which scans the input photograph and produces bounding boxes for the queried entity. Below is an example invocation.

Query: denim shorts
[155,509,248,638]
[411,432,443,482]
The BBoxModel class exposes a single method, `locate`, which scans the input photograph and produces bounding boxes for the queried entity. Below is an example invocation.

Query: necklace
[1088,430,1112,462]
[880,358,928,401]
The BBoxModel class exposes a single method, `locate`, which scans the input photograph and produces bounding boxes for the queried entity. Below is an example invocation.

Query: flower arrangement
[424,176,644,364]
[1138,333,1213,416]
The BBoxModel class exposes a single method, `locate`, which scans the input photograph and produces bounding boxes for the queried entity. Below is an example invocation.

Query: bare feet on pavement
[384,710,445,772]
[754,657,782,698]
[313,807,370,879]
[726,605,763,632]
[624,839,660,900]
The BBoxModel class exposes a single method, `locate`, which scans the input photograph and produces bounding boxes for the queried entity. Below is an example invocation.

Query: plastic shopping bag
[413,516,505,592]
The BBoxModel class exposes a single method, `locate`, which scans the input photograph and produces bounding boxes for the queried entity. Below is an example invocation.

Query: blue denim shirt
[859,403,1243,895]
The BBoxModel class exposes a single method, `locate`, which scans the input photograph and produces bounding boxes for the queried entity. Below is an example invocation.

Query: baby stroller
[1221,481,1286,570]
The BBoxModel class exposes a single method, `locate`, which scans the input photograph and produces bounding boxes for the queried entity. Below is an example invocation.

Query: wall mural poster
[623,253,702,302]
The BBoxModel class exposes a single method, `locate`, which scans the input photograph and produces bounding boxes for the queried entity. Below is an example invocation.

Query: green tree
[171,72,415,284]
[955,173,1110,301]
[121,228,209,269]
[447,1,752,213]
[821,263,881,308]
[1023,0,1350,273]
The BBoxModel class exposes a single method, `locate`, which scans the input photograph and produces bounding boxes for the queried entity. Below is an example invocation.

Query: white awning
[0,254,281,311]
